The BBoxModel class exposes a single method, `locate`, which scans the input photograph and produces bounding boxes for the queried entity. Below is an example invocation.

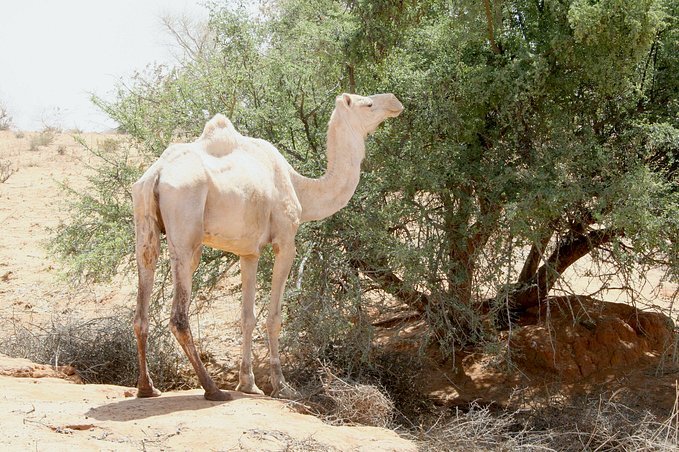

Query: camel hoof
[137,387,162,398]
[236,382,265,396]
[271,384,301,400]
[204,389,233,401]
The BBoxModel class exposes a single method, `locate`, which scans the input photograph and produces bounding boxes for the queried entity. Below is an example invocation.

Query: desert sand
[0,355,414,451]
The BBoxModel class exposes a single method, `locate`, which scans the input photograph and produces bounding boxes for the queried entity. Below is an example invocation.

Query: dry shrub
[29,131,55,151]
[295,364,395,428]
[286,351,434,426]
[0,103,11,130]
[0,160,16,183]
[0,312,189,390]
[420,402,538,451]
[99,138,120,153]
[371,351,435,423]
[528,391,679,451]
[418,391,679,451]
[320,367,395,427]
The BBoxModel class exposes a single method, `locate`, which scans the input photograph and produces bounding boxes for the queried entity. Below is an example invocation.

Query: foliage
[53,0,678,372]
[50,137,139,283]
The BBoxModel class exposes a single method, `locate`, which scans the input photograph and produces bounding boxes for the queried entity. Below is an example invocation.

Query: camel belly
[202,233,264,256]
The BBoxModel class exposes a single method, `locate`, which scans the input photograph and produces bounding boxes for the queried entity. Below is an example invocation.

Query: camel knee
[169,285,191,336]
[136,240,159,269]
[170,310,190,338]
[242,310,256,333]
[133,315,149,338]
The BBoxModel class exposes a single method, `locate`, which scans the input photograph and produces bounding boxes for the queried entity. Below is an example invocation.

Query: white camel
[132,93,403,400]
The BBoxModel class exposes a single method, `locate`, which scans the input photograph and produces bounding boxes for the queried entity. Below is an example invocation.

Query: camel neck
[293,111,366,222]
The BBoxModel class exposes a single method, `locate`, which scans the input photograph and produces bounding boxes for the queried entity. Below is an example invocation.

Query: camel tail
[132,164,163,272]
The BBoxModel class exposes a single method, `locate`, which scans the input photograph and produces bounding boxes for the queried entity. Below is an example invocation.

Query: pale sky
[0,0,210,131]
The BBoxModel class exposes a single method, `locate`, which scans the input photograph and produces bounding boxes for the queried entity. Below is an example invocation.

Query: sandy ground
[0,355,414,451]
[0,131,137,319]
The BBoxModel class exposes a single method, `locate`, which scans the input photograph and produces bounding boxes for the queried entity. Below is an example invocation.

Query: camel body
[137,126,300,257]
[132,93,403,400]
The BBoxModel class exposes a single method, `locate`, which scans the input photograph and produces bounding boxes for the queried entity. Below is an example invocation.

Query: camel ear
[342,93,352,107]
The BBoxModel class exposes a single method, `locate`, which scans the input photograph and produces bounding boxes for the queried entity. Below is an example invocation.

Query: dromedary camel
[132,93,403,401]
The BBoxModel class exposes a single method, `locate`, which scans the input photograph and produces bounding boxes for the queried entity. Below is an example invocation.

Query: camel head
[335,93,404,135]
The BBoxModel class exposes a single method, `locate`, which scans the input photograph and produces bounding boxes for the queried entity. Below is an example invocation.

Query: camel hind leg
[133,206,162,397]
[167,236,232,401]
[160,186,232,401]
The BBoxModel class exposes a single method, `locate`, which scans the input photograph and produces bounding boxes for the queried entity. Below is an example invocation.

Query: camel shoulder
[239,137,294,171]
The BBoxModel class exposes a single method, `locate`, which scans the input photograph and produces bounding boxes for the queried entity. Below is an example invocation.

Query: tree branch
[484,0,501,54]
[518,230,552,283]
[347,250,429,313]
[508,228,623,311]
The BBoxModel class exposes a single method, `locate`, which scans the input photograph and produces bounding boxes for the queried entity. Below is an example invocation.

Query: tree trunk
[508,228,620,312]
[517,231,552,283]
[483,0,501,54]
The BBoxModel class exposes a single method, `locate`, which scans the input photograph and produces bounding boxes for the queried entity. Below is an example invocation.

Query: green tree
[337,0,678,340]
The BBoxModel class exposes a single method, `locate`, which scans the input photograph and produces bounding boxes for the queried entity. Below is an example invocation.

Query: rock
[0,354,82,383]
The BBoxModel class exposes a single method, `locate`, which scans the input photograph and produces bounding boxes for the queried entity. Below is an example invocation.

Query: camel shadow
[86,390,256,422]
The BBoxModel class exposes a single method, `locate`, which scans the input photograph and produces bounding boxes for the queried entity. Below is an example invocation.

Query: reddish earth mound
[512,296,674,381]
[419,297,676,413]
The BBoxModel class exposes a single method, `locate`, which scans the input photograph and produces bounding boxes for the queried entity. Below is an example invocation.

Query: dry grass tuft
[316,366,395,428]
[548,390,679,451]
[417,389,679,451]
[419,402,536,451]
[29,131,55,151]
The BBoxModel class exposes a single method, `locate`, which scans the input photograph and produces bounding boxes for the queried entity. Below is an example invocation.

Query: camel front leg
[267,242,299,399]
[236,255,264,395]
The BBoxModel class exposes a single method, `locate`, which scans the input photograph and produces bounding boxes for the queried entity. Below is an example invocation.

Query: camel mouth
[368,93,404,117]
[387,105,404,117]
[386,99,404,117]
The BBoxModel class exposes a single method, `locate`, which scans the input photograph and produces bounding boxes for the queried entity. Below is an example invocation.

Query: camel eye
[364,102,373,108]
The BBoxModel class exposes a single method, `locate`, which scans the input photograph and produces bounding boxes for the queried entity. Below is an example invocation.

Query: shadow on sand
[86,390,257,421]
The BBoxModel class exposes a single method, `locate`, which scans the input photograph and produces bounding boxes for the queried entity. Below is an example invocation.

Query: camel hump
[200,114,235,139]
[199,114,242,156]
